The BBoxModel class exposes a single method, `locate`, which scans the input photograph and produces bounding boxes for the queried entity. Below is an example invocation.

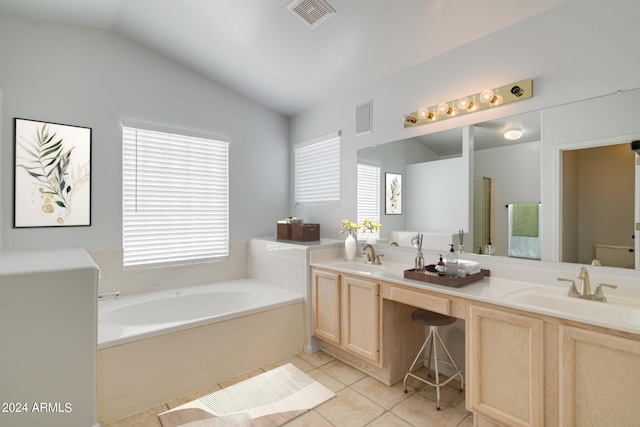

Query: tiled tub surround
[249,238,343,352]
[97,279,304,424]
[89,241,249,297]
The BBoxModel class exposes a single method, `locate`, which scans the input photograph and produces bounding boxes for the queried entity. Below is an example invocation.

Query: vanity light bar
[404,79,533,128]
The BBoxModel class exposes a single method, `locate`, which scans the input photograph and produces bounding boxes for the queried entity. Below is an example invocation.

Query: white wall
[0,88,2,248]
[289,0,640,241]
[0,15,289,253]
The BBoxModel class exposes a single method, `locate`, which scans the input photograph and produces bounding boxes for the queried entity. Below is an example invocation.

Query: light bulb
[436,102,452,116]
[479,89,497,104]
[417,107,433,120]
[456,97,473,110]
[503,128,522,140]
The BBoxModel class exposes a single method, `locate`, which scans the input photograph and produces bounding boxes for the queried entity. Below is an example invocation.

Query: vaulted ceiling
[0,0,568,117]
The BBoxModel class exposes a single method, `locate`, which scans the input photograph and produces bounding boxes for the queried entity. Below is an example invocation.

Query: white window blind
[295,133,340,208]
[122,126,229,268]
[357,163,381,241]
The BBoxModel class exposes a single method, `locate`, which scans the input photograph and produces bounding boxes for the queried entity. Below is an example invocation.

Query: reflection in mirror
[474,111,541,257]
[357,129,463,249]
[357,111,542,256]
[473,177,493,255]
[561,143,635,268]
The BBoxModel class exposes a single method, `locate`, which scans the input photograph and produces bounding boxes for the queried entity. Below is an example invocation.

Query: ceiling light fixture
[503,128,523,140]
[404,79,533,128]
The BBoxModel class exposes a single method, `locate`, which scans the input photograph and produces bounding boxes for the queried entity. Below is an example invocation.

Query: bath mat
[158,363,335,427]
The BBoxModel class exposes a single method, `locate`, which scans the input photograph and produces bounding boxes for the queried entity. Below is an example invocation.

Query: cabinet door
[467,305,544,427]
[559,325,640,426]
[342,275,380,363]
[311,269,341,345]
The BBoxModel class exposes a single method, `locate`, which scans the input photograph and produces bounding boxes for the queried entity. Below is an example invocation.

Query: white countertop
[312,258,640,336]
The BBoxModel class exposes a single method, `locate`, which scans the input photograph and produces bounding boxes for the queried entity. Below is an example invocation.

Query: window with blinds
[294,132,340,208]
[122,125,229,268]
[357,163,381,241]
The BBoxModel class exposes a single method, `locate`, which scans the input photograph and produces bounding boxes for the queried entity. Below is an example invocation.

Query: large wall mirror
[357,89,640,269]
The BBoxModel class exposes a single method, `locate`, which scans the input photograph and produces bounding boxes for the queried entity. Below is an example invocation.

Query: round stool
[402,308,464,410]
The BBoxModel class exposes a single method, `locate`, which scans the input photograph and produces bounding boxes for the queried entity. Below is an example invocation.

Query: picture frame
[14,118,92,227]
[385,172,402,215]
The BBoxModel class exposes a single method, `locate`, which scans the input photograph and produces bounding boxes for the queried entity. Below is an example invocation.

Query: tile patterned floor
[104,351,472,427]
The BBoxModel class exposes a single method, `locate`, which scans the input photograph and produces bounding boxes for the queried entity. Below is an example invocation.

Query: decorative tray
[403,268,490,288]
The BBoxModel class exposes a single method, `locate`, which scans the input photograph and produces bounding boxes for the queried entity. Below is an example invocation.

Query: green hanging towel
[512,203,539,237]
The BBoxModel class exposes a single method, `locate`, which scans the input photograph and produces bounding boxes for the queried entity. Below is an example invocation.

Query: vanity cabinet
[311,268,381,364]
[312,263,640,426]
[312,267,431,385]
[341,275,380,363]
[467,304,545,427]
[311,269,341,345]
[468,303,640,427]
[558,325,640,426]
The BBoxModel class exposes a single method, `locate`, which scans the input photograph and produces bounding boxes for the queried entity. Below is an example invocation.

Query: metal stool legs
[402,325,464,410]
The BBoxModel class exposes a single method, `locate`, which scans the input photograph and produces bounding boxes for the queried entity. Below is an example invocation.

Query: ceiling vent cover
[288,0,336,28]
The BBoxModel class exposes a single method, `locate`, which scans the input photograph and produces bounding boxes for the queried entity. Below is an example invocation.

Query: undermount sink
[503,286,640,327]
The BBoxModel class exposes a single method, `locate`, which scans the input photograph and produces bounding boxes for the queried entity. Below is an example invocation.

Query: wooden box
[277,223,291,240]
[291,224,320,242]
[403,269,490,288]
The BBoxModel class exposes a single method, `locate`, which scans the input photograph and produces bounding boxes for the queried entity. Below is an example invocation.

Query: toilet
[594,244,635,268]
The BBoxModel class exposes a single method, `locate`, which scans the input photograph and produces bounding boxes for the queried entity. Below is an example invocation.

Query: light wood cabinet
[559,325,640,426]
[312,269,381,363]
[467,304,545,427]
[312,265,640,426]
[468,303,640,427]
[311,269,341,345]
[311,267,454,385]
[342,275,380,363]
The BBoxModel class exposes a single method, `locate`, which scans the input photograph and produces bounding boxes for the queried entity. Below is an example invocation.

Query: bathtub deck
[98,302,303,424]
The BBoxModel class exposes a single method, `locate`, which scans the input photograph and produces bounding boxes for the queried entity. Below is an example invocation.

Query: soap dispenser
[484,239,495,256]
[446,244,458,278]
[436,255,445,276]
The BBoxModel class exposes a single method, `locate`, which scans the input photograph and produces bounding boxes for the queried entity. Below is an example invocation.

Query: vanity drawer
[386,285,451,315]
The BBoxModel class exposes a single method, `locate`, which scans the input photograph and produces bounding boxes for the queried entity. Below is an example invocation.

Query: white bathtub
[98,278,305,424]
[98,278,303,349]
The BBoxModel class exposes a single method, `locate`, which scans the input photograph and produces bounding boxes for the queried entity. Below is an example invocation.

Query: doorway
[561,143,635,267]
[473,177,494,254]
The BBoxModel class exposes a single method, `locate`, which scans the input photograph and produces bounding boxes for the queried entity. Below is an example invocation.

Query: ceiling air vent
[288,0,336,28]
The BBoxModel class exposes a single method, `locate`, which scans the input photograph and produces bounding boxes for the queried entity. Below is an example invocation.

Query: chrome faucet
[558,267,618,302]
[98,291,121,300]
[362,244,383,265]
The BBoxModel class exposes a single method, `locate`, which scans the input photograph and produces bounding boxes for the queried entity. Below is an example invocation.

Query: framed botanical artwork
[385,172,402,215]
[14,118,91,227]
